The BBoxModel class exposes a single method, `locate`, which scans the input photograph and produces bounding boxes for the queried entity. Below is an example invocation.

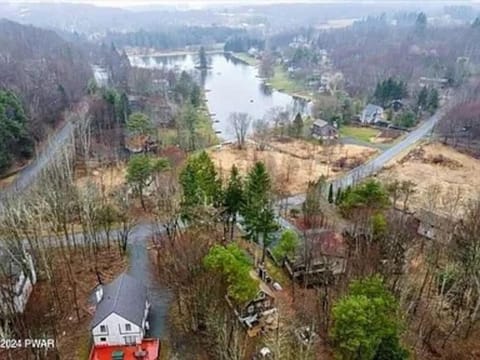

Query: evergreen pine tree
[180,151,221,219]
[473,17,480,29]
[335,187,342,205]
[292,112,304,138]
[241,162,273,246]
[427,88,439,114]
[224,165,244,240]
[328,183,334,204]
[417,86,428,110]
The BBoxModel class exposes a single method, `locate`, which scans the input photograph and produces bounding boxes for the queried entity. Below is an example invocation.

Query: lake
[129,53,311,141]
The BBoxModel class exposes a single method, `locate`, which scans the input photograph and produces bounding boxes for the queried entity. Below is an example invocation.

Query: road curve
[4,122,74,195]
[283,109,444,207]
[331,110,443,192]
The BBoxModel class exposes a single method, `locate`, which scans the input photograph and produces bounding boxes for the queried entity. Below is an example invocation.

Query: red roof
[89,339,160,360]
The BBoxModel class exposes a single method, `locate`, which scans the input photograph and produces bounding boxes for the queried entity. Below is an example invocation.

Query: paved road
[1,100,90,198]
[4,122,74,195]
[281,110,444,208]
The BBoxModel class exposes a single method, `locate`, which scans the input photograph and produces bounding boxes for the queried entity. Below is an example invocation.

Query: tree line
[106,26,246,50]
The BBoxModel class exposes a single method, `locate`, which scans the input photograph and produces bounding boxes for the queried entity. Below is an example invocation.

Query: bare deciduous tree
[229,112,251,149]
[253,117,271,151]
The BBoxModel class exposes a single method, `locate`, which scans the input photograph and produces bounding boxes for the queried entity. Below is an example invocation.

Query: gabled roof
[313,119,329,128]
[90,273,147,329]
[363,104,383,117]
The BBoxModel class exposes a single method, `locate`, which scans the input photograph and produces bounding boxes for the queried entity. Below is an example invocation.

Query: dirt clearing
[210,138,378,195]
[76,165,127,192]
[379,142,480,214]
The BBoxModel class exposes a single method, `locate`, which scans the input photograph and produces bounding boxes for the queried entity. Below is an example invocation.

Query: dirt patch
[210,140,377,195]
[400,146,463,169]
[370,128,403,144]
[378,142,480,214]
[76,165,127,192]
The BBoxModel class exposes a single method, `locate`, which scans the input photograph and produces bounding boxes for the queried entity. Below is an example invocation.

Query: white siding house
[90,273,150,346]
[0,246,37,337]
[360,104,384,124]
[0,247,36,314]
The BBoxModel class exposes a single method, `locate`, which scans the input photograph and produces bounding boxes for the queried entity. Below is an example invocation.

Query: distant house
[127,95,143,113]
[0,245,36,319]
[390,99,404,112]
[247,47,259,57]
[360,104,384,124]
[311,119,338,140]
[285,229,346,286]
[419,77,448,89]
[90,273,150,347]
[416,209,457,242]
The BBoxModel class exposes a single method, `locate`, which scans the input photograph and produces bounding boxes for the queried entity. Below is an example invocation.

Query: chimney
[95,285,103,303]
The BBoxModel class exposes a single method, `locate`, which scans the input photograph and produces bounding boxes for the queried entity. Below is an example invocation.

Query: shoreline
[228,52,313,102]
[126,48,224,58]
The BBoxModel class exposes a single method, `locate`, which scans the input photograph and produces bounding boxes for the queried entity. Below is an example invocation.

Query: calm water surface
[130,53,311,140]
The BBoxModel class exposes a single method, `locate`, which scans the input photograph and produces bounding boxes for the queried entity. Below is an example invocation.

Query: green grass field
[232,52,259,66]
[268,66,313,101]
[339,126,380,143]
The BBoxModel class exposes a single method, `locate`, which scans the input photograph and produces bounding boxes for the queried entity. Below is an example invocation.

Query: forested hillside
[0,20,92,169]
[105,26,245,50]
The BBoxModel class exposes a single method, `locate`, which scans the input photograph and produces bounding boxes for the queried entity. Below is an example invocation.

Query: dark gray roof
[363,104,383,117]
[90,273,147,329]
[313,119,329,128]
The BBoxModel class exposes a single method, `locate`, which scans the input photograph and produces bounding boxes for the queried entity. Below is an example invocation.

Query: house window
[100,325,107,333]
[125,323,131,331]
[124,336,136,345]
[100,337,106,342]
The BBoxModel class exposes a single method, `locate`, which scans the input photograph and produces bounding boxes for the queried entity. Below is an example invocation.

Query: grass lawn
[232,52,259,66]
[339,125,380,143]
[268,65,313,101]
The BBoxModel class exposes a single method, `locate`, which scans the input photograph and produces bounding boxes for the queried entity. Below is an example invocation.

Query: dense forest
[106,26,246,50]
[0,20,92,170]
[316,15,480,96]
[224,35,265,53]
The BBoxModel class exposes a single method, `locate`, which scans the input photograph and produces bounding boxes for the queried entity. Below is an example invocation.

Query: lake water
[129,53,311,141]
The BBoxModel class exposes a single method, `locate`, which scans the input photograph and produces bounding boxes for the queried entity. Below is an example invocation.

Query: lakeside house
[90,273,150,347]
[360,104,384,124]
[311,119,338,140]
[0,245,37,334]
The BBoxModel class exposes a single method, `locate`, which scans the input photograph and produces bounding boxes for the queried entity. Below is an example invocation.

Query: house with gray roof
[90,273,150,346]
[360,104,384,124]
[311,119,338,140]
[0,245,36,320]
